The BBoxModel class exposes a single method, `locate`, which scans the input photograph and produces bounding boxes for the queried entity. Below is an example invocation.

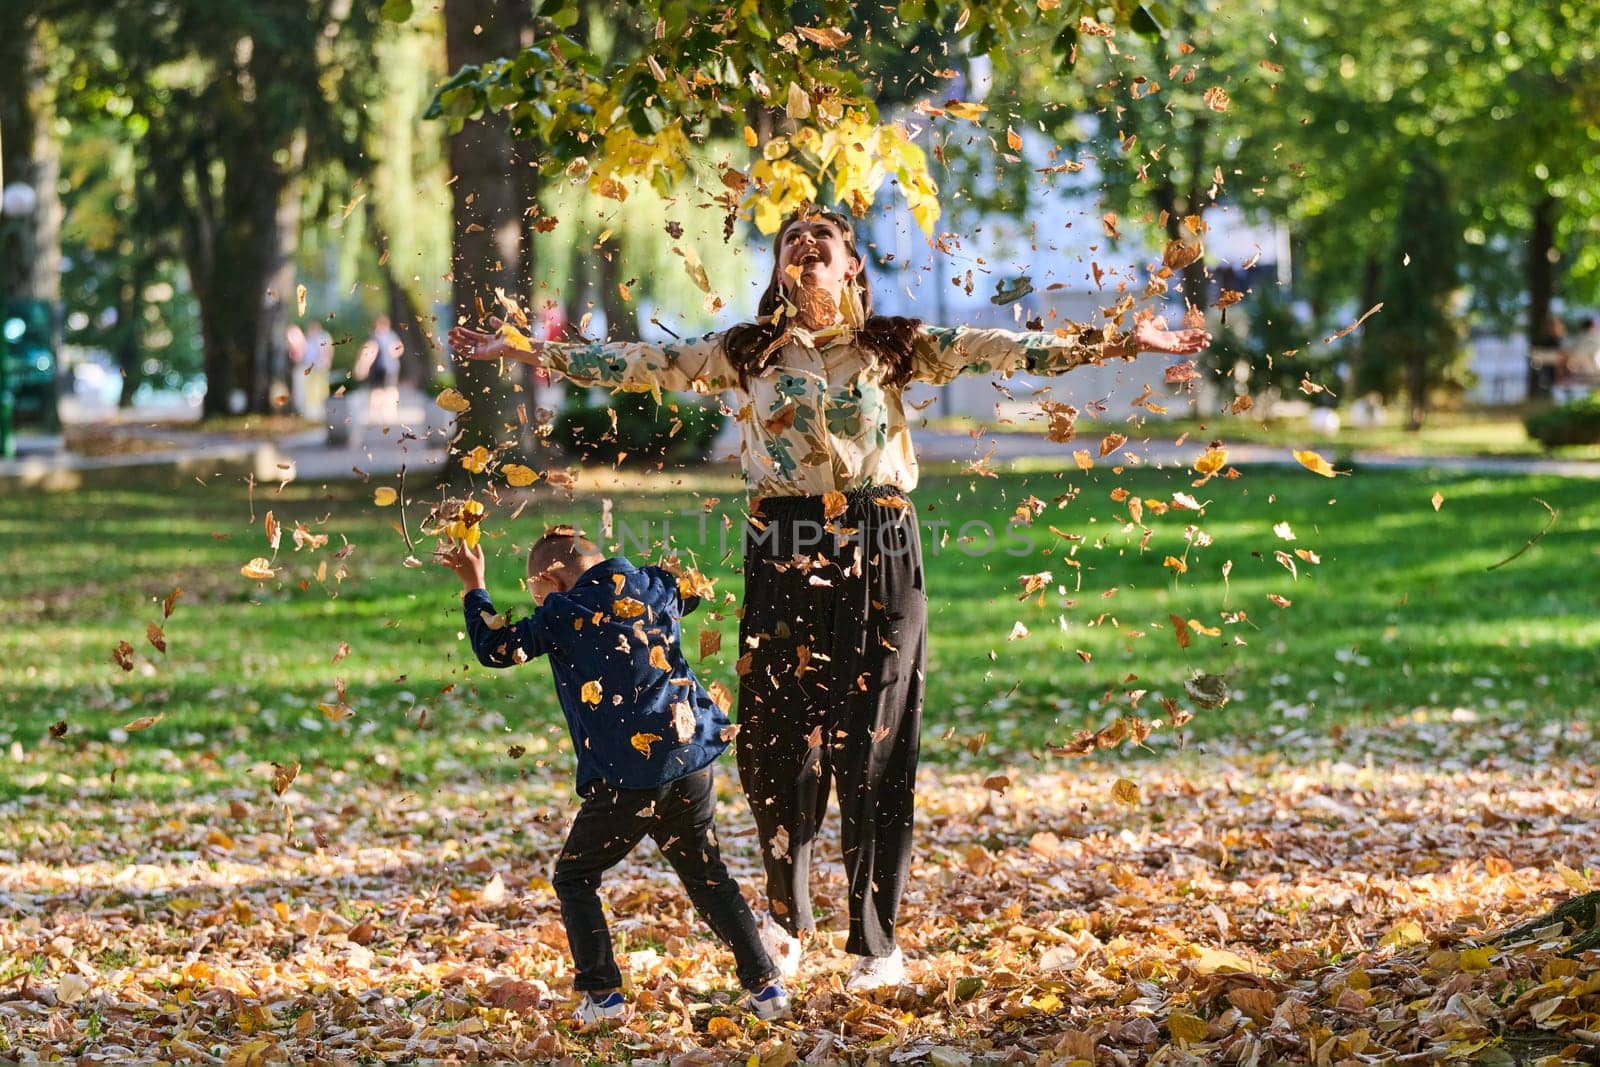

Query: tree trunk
[366,200,434,389]
[1495,890,1600,957]
[445,0,534,463]
[196,148,284,420]
[1525,193,1557,400]
[253,129,305,414]
[0,13,62,317]
[115,257,149,409]
[597,234,639,343]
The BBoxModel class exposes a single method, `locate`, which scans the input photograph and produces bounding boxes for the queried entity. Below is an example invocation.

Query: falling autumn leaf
[459,446,491,474]
[373,487,398,507]
[581,681,603,705]
[1006,126,1023,151]
[1111,778,1141,805]
[500,464,539,487]
[796,25,851,48]
[944,99,988,122]
[821,490,848,521]
[435,388,471,414]
[162,586,183,619]
[123,714,162,732]
[146,621,166,654]
[111,640,134,671]
[241,558,276,581]
[271,761,300,796]
[1098,433,1127,458]
[1431,491,1444,511]
[264,511,281,552]
[1292,449,1343,478]
[630,732,661,757]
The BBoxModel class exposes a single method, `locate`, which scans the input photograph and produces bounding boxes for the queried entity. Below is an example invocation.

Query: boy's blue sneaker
[747,981,792,1021]
[573,990,628,1029]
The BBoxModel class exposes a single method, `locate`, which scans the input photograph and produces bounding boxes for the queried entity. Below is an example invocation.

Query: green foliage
[1203,284,1325,405]
[551,389,725,465]
[1525,394,1600,449]
[422,0,1175,231]
[1358,156,1471,423]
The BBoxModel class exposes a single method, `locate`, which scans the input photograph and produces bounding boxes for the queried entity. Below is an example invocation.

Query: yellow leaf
[1380,920,1425,948]
[785,80,811,120]
[707,1015,741,1040]
[1186,945,1257,975]
[435,388,471,413]
[498,323,535,353]
[1030,992,1063,1013]
[1292,449,1342,478]
[796,25,851,48]
[1169,1011,1209,1043]
[1163,555,1188,574]
[503,464,539,487]
[295,284,307,317]
[945,100,988,122]
[459,446,491,474]
[1006,126,1023,151]
[677,245,711,293]
[822,490,848,520]
[241,557,276,580]
[1555,861,1592,892]
[373,487,398,507]
[631,732,662,757]
[744,125,758,147]
[613,597,647,619]
[649,646,671,671]
[1073,450,1093,470]
[1457,947,1494,972]
[1194,446,1228,481]
[1431,490,1444,511]
[581,680,603,705]
[124,714,163,732]
[1111,778,1140,805]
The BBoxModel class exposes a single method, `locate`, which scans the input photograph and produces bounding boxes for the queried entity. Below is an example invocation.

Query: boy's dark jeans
[552,767,778,994]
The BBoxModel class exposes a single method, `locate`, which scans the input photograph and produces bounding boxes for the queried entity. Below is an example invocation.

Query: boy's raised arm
[438,541,552,667]
[463,589,553,668]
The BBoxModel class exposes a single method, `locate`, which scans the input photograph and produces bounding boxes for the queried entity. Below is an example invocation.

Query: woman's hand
[1131,314,1212,355]
[448,316,525,364]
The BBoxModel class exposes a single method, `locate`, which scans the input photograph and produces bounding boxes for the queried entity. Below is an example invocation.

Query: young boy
[439,526,789,1028]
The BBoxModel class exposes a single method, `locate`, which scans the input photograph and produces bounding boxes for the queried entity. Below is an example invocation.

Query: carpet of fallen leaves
[3,717,1599,1065]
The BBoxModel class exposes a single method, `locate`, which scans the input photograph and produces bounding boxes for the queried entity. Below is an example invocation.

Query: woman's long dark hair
[724,207,922,389]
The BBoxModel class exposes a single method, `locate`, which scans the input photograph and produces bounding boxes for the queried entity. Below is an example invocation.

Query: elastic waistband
[751,484,909,517]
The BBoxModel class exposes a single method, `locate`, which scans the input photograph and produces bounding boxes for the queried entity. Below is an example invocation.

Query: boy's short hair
[527,525,604,586]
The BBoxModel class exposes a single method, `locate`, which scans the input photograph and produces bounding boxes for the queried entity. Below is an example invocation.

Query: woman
[449,207,1209,991]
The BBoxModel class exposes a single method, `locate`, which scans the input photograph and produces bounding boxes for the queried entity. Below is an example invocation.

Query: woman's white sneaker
[846,947,905,992]
[747,981,792,1021]
[759,912,802,980]
[572,990,628,1029]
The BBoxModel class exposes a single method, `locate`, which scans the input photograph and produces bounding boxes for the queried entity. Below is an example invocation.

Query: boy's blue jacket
[462,557,730,792]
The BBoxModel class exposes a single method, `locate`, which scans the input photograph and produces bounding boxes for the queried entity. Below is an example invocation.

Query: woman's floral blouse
[541,323,1131,499]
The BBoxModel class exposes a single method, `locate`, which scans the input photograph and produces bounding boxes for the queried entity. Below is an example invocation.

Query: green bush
[1524,394,1600,448]
[552,388,727,465]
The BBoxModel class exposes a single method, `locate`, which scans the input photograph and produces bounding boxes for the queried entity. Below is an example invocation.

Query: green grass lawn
[3,459,1597,804]
[930,406,1600,460]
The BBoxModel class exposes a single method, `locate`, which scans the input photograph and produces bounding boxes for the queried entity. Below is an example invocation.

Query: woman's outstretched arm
[448,318,735,394]
[910,313,1210,385]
